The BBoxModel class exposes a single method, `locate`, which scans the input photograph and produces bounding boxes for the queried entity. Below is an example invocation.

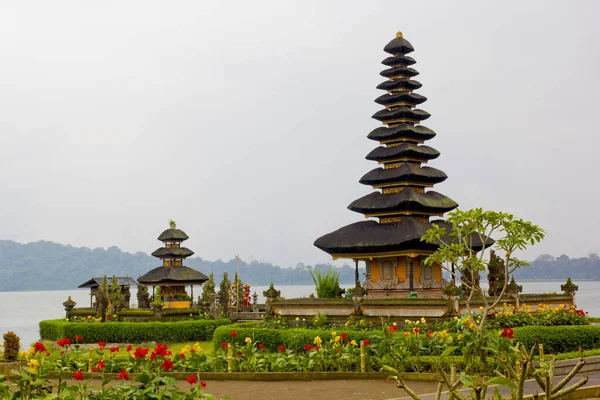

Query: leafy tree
[200,272,216,312]
[108,274,125,314]
[137,283,150,308]
[218,272,231,312]
[422,208,545,375]
[96,275,109,321]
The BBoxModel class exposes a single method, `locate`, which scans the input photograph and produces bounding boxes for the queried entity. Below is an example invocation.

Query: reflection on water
[0,281,598,349]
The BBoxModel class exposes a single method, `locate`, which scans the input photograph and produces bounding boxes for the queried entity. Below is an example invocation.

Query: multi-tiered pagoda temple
[315,32,484,298]
[138,221,208,307]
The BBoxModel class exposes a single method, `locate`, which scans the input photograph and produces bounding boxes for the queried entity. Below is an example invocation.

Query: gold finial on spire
[396,31,403,38]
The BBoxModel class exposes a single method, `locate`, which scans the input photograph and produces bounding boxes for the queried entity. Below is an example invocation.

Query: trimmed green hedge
[514,325,600,353]
[213,326,383,352]
[40,319,232,343]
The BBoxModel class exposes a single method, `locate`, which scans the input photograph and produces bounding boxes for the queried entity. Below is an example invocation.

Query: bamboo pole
[360,340,365,372]
[227,343,232,373]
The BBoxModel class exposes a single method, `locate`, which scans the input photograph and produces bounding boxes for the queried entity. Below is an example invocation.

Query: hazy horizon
[2,1,599,268]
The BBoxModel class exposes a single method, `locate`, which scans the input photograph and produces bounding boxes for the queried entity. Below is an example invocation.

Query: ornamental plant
[2,331,20,361]
[421,208,545,375]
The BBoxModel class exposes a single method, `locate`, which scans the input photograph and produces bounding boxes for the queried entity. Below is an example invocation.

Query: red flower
[258,343,265,350]
[426,330,433,338]
[109,346,119,353]
[576,309,586,316]
[278,345,285,352]
[373,321,379,326]
[314,345,320,351]
[126,345,132,352]
[500,328,514,339]
[76,335,83,342]
[106,315,110,320]
[390,325,398,333]
[34,342,47,353]
[412,327,420,335]
[117,369,129,380]
[179,353,185,358]
[98,341,106,348]
[92,367,98,372]
[403,332,410,338]
[237,353,242,358]
[134,347,149,359]
[341,332,347,341]
[97,360,105,370]
[186,374,197,384]
[56,338,71,347]
[221,342,228,349]
[73,370,83,381]
[150,343,169,359]
[230,331,237,338]
[201,381,207,388]
[46,352,50,357]
[190,349,195,353]
[305,344,313,351]
[363,339,370,346]
[162,359,174,371]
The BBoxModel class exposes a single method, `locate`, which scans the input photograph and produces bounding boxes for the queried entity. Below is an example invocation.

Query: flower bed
[39,319,232,343]
[487,303,588,329]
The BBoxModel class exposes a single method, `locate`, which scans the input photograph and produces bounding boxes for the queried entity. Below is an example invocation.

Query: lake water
[1,281,598,348]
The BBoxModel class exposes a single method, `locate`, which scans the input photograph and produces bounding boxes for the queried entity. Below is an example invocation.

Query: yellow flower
[421,317,426,324]
[359,319,365,325]
[393,322,397,326]
[313,336,323,346]
[350,340,357,346]
[439,330,449,339]
[333,336,341,344]
[457,334,463,341]
[19,351,29,360]
[245,337,252,344]
[344,321,349,326]
[193,342,202,352]
[331,331,337,337]
[296,317,300,321]
[404,319,411,324]
[28,359,39,372]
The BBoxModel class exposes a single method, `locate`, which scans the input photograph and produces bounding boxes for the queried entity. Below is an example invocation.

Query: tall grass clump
[309,268,342,298]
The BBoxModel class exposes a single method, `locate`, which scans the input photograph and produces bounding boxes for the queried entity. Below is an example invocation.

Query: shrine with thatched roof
[138,220,208,308]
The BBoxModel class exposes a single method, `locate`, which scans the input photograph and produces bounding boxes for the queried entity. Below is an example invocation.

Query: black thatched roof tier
[382,54,416,67]
[384,35,415,55]
[151,247,194,259]
[348,190,458,215]
[137,266,208,285]
[368,124,436,143]
[375,92,426,107]
[158,228,189,242]
[380,66,419,79]
[366,143,439,163]
[376,79,422,92]
[314,218,492,257]
[360,164,447,187]
[372,107,430,124]
[78,277,137,289]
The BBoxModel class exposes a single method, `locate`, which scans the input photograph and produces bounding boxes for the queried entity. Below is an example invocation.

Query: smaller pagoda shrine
[138,221,208,308]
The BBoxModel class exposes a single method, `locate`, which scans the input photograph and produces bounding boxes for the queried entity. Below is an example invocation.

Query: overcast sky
[1,1,599,268]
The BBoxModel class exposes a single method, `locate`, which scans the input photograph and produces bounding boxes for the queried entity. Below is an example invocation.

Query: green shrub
[39,319,232,343]
[309,268,342,298]
[514,325,600,353]
[213,326,383,352]
[2,331,20,361]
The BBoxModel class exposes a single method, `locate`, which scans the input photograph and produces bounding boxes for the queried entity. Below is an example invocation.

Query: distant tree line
[513,253,600,280]
[0,240,362,292]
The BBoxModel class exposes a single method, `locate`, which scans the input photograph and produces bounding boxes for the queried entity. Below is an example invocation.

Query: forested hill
[513,254,600,281]
[0,240,361,292]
